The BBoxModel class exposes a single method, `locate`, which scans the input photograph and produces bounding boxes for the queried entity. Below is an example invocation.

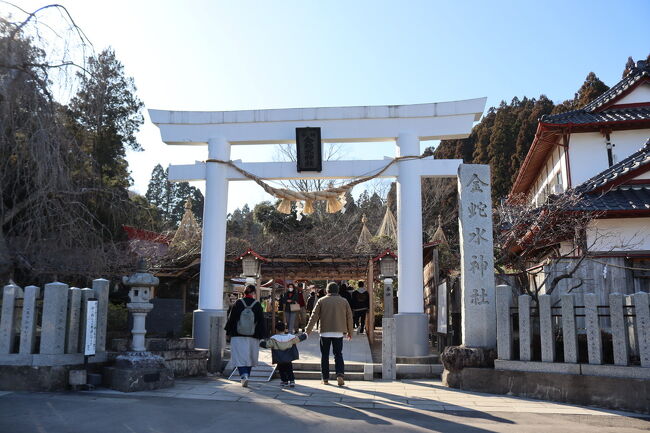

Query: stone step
[292,371,366,381]
[287,362,443,379]
[396,354,440,364]
[292,362,366,372]
[227,363,276,382]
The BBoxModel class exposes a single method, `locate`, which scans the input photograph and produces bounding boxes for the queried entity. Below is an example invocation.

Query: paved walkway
[2,381,649,433]
[82,377,646,417]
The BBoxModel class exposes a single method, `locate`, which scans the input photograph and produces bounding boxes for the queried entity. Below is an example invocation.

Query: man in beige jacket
[306,282,354,386]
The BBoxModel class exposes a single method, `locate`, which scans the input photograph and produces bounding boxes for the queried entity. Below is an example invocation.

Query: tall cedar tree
[146,164,204,229]
[69,48,144,189]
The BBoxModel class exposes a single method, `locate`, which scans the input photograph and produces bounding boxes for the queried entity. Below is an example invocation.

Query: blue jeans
[237,366,252,378]
[320,337,344,379]
[285,311,296,332]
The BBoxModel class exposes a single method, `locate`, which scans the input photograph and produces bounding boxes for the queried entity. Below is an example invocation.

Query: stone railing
[0,280,109,366]
[495,285,650,379]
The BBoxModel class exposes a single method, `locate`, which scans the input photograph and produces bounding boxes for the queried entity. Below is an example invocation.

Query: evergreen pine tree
[573,72,609,107]
[69,48,144,188]
[145,164,204,229]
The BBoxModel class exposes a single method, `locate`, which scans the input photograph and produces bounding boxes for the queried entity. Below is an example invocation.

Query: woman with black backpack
[225,284,267,387]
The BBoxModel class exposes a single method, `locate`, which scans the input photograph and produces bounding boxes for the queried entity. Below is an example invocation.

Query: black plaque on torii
[296,127,322,172]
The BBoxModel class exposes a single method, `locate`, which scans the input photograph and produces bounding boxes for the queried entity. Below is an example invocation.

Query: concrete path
[1,380,648,433]
[78,377,648,416]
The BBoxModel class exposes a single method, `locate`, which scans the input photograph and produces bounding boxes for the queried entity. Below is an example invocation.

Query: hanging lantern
[237,249,268,278]
[241,255,260,278]
[374,249,397,278]
[379,255,397,278]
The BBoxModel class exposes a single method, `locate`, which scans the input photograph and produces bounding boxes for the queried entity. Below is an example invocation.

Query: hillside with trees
[0,7,160,283]
[3,5,644,282]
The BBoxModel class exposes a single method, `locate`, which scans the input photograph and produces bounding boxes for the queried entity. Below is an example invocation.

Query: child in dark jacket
[259,322,307,387]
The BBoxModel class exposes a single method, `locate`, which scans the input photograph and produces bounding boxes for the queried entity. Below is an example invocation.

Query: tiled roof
[574,139,650,194]
[583,60,649,112]
[574,185,650,212]
[539,60,650,125]
[540,106,650,125]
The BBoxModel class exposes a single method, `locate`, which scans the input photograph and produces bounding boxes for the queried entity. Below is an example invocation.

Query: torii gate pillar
[395,132,429,356]
[193,137,231,345]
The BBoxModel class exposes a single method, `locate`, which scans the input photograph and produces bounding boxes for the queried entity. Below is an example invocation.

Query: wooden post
[367,259,374,344]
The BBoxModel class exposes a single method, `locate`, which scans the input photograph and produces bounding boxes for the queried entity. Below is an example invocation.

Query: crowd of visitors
[225,280,369,387]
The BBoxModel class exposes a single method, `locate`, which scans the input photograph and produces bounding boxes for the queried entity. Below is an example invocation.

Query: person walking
[296,283,307,331]
[352,281,370,334]
[280,283,301,333]
[305,282,353,386]
[225,284,267,387]
[259,322,307,387]
[306,290,317,317]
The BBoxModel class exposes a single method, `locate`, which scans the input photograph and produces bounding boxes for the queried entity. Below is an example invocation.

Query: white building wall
[530,143,567,205]
[615,83,650,105]
[568,132,610,186]
[634,171,650,180]
[609,129,650,164]
[567,129,649,187]
[587,217,650,252]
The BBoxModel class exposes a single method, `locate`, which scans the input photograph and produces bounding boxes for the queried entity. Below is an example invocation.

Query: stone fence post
[40,282,69,355]
[66,288,82,354]
[634,292,650,367]
[495,285,513,360]
[561,293,578,364]
[539,294,555,362]
[609,293,629,366]
[585,293,603,365]
[19,285,40,355]
[518,294,532,361]
[93,279,110,352]
[0,283,23,354]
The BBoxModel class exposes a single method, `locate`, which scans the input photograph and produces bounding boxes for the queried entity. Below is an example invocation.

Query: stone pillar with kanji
[458,164,496,348]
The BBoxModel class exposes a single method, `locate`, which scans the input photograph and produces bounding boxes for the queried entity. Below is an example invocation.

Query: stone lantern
[105,260,173,393]
[122,259,159,351]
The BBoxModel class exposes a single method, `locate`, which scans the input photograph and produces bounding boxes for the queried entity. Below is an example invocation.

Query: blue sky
[9,0,650,211]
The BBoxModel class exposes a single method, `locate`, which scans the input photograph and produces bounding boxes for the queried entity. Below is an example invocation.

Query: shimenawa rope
[205,155,427,215]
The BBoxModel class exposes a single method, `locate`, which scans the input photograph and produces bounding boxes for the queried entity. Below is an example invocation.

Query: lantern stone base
[193,308,226,349]
[104,352,174,392]
[395,313,430,357]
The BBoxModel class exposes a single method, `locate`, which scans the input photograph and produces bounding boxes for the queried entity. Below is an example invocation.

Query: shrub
[107,302,128,337]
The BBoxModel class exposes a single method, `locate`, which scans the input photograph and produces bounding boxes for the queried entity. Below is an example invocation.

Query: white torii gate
[150,97,487,357]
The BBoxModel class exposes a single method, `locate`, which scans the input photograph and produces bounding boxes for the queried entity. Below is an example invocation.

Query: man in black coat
[351,281,370,334]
